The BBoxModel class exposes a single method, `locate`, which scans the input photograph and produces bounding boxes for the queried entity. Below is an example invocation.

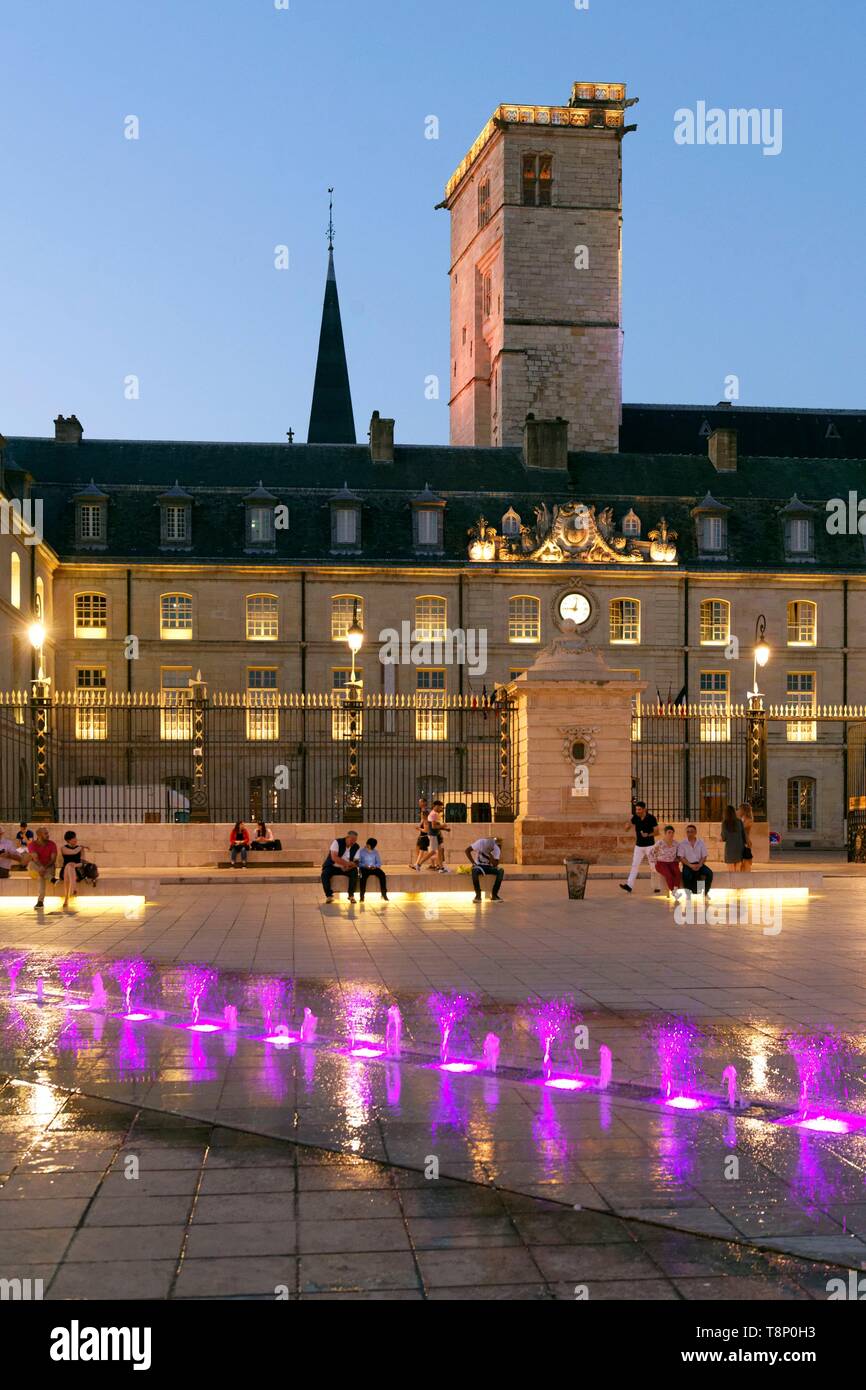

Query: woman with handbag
[721,805,748,872]
[60,830,90,909]
[737,803,754,872]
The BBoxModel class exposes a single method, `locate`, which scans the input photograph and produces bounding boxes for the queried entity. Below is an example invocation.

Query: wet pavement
[0,1079,848,1300]
[2,881,866,1299]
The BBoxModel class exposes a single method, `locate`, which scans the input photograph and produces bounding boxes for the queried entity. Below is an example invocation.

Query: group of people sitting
[226,822,284,866]
[322,829,505,904]
[0,822,99,910]
[620,800,755,899]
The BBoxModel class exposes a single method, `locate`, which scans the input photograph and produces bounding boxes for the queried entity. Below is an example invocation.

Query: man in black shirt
[619,800,659,893]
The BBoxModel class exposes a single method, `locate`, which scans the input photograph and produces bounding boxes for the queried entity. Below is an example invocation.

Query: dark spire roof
[307,247,356,445]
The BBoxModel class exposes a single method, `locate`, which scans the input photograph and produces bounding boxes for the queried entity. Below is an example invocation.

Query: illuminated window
[609,598,640,644]
[10,552,20,608]
[508,595,540,643]
[622,509,641,537]
[74,593,107,638]
[331,595,363,640]
[522,154,553,206]
[699,599,730,645]
[160,668,192,740]
[699,671,730,742]
[787,601,817,646]
[75,668,107,741]
[247,668,279,742]
[478,178,491,229]
[786,672,816,742]
[332,667,363,740]
[246,594,278,641]
[787,776,815,831]
[416,667,447,741]
[160,593,193,640]
[501,508,521,537]
[415,596,447,641]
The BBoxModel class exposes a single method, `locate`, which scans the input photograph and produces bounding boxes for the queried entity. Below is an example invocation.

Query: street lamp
[749,614,770,705]
[28,621,47,681]
[346,600,364,692]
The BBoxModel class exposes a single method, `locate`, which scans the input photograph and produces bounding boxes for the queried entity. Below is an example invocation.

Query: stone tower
[441,82,635,451]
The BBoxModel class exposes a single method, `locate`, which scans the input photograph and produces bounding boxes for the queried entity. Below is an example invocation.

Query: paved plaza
[2,874,866,1300]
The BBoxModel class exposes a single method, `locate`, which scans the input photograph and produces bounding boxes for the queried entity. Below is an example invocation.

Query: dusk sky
[2,0,863,444]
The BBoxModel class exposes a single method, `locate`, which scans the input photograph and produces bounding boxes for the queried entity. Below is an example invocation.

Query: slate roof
[4,431,866,572]
[620,403,866,460]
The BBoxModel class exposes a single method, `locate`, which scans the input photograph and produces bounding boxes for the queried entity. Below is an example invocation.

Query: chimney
[55,414,83,444]
[369,410,395,464]
[523,415,569,471]
[708,427,737,472]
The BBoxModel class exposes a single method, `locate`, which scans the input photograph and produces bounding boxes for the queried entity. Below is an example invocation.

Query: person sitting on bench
[358,838,389,902]
[322,831,360,903]
[229,821,250,867]
[466,836,504,902]
[676,824,713,898]
[250,821,282,852]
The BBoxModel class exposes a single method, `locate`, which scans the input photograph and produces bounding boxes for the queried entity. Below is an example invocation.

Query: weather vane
[327,188,334,251]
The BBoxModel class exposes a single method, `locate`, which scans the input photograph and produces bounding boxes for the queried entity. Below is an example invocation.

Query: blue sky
[1,0,863,444]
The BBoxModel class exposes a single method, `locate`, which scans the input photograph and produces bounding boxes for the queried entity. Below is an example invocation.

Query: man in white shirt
[321,831,360,902]
[676,824,713,897]
[465,837,504,902]
[0,830,24,876]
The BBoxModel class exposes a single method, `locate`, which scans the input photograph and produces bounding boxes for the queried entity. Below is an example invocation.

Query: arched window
[622,509,641,537]
[699,599,730,645]
[246,594,278,641]
[9,552,20,609]
[331,594,364,640]
[787,600,817,646]
[501,508,521,537]
[508,595,540,643]
[35,576,45,621]
[787,777,815,831]
[74,592,108,638]
[414,595,447,641]
[160,593,193,640]
[609,598,640,644]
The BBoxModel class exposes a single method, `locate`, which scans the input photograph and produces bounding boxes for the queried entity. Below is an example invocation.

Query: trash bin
[563,857,590,900]
[470,801,492,822]
[445,802,467,822]
[173,810,191,824]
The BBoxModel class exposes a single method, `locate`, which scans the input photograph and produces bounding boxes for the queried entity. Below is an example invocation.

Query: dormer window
[692,493,730,559]
[158,482,193,550]
[411,484,446,553]
[244,482,278,550]
[74,481,108,550]
[501,507,521,537]
[780,497,816,561]
[329,483,362,552]
[622,509,641,538]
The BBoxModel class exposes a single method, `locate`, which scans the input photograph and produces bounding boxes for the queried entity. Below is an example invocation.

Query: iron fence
[0,689,517,826]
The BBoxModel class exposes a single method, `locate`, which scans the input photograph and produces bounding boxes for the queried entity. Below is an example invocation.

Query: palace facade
[1,82,865,846]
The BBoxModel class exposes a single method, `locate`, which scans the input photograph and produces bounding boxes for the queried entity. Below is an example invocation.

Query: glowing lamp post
[28,620,53,821]
[746,615,769,820]
[343,602,364,821]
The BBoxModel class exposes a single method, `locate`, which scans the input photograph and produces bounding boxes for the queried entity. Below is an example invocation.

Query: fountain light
[663,1094,707,1111]
[774,1110,866,1135]
[347,1045,386,1059]
[544,1076,589,1091]
[438,1061,478,1074]
[186,1022,222,1033]
[257,1032,300,1047]
[0,896,145,912]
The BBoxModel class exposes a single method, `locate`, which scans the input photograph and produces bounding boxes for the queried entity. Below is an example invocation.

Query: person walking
[721,804,748,871]
[358,838,389,902]
[229,821,250,867]
[466,836,504,902]
[737,803,754,872]
[322,831,360,902]
[649,825,683,898]
[411,797,434,871]
[676,824,713,897]
[427,801,452,871]
[26,826,58,910]
[620,800,659,893]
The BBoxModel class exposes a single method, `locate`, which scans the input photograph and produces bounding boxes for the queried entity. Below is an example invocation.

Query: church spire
[307,189,356,444]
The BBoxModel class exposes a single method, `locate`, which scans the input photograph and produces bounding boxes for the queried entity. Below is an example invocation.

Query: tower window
[478,178,491,229]
[482,272,492,319]
[522,154,553,207]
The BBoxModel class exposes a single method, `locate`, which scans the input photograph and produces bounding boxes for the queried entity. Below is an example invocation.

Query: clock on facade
[558,592,591,627]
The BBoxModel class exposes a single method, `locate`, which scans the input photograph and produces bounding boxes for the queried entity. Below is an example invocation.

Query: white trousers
[626,844,657,889]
